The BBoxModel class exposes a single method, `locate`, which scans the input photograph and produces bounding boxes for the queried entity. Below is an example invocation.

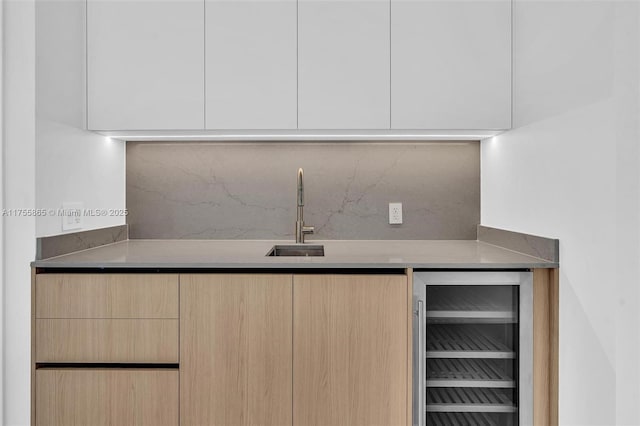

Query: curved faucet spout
[297,168,304,207]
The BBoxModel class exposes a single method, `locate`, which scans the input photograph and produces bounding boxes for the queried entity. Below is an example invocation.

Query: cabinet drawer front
[36,369,179,426]
[36,319,179,363]
[36,274,179,319]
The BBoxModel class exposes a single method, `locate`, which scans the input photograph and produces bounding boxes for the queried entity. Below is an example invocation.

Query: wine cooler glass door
[413,272,533,426]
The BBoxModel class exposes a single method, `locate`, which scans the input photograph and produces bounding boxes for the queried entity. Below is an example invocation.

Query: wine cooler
[413,272,533,426]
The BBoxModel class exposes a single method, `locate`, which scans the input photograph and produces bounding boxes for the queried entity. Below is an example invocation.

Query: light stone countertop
[32,239,557,269]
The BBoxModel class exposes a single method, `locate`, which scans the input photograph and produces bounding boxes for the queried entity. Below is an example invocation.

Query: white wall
[0,0,5,422]
[1,1,126,424]
[36,0,125,237]
[3,0,37,424]
[482,1,640,425]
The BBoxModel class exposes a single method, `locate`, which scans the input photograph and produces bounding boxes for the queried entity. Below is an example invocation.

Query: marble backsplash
[126,142,480,240]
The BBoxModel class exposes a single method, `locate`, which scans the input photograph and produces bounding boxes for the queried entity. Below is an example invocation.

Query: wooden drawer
[36,369,179,426]
[36,319,179,363]
[35,274,178,319]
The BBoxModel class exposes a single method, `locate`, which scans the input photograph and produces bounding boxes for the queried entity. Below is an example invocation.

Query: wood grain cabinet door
[293,274,409,426]
[180,274,293,426]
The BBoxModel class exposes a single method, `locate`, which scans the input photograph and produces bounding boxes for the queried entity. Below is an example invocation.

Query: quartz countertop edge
[31,239,558,269]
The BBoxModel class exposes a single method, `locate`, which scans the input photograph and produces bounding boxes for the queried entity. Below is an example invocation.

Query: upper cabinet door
[391,0,511,130]
[298,0,390,129]
[87,0,205,130]
[205,0,297,129]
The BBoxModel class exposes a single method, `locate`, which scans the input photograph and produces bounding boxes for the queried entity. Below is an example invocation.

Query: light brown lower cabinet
[293,274,409,426]
[35,369,178,426]
[32,273,181,426]
[179,273,411,426]
[180,274,294,426]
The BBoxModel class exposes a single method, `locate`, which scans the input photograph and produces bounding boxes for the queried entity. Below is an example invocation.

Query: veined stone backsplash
[126,142,480,240]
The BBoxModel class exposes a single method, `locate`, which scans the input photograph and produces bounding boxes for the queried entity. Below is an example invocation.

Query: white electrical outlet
[62,202,84,231]
[389,202,403,225]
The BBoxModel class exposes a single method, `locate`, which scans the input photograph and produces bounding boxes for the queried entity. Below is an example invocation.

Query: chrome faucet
[295,168,314,243]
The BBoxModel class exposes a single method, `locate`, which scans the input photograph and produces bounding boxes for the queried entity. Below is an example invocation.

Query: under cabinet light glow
[97,131,504,142]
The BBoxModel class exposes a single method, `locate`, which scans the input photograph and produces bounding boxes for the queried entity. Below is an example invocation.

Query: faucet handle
[302,225,314,235]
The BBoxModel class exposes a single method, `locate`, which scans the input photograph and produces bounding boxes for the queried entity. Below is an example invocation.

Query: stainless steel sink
[266,244,325,257]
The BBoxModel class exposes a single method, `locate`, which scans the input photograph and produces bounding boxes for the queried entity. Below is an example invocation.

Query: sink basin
[266,244,325,257]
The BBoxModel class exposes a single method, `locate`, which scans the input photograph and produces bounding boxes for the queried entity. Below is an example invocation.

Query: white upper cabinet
[87,0,205,130]
[298,0,390,129]
[391,0,511,130]
[86,0,511,133]
[205,0,297,129]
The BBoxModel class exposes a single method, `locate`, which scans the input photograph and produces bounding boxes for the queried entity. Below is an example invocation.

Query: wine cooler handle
[414,299,425,426]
